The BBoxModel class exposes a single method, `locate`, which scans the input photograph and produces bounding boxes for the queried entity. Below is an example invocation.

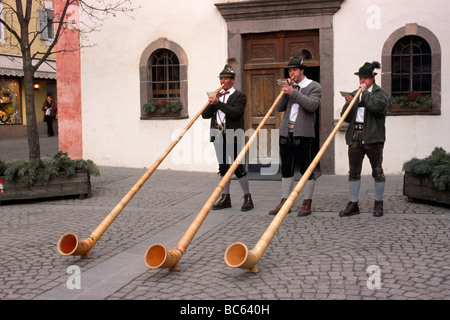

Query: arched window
[391,36,431,96]
[150,49,180,101]
[140,38,188,119]
[381,24,441,115]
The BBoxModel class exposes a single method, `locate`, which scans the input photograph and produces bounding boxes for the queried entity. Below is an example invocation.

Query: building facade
[57,0,449,176]
[0,0,57,138]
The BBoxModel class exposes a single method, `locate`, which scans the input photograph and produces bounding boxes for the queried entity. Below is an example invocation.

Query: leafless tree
[0,0,136,159]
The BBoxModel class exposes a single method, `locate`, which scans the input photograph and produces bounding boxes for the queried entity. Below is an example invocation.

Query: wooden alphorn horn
[57,85,225,258]
[144,85,289,271]
[224,88,362,273]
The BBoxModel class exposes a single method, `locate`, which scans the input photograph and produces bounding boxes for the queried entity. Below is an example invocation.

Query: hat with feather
[219,58,238,78]
[354,61,381,77]
[287,56,305,69]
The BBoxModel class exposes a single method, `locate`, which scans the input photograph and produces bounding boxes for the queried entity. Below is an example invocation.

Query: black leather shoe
[373,200,384,217]
[212,194,231,210]
[241,194,254,212]
[339,201,360,217]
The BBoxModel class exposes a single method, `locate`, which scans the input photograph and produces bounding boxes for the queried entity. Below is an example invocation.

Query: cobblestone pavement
[1,165,449,304]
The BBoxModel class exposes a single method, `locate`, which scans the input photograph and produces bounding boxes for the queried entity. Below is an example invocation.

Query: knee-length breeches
[348,130,385,182]
[279,133,314,179]
[213,130,246,178]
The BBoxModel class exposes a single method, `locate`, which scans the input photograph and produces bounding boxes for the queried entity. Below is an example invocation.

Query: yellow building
[0,0,57,137]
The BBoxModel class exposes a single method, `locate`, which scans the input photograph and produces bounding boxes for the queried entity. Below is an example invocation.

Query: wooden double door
[243,31,320,171]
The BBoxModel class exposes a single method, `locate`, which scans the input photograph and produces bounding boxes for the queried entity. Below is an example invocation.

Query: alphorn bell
[144,82,292,271]
[57,85,224,258]
[224,88,362,273]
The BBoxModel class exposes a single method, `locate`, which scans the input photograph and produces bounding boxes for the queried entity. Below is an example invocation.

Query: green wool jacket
[341,83,389,145]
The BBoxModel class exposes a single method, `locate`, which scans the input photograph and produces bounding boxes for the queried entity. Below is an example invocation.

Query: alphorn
[57,85,225,258]
[224,88,362,273]
[145,86,290,271]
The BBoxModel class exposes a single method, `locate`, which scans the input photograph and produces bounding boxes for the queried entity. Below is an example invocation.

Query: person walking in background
[339,61,389,218]
[202,62,253,212]
[269,56,322,217]
[42,94,57,137]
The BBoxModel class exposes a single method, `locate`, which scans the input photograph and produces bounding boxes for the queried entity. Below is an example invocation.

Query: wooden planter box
[141,110,188,120]
[389,104,431,113]
[0,170,91,205]
[403,171,450,205]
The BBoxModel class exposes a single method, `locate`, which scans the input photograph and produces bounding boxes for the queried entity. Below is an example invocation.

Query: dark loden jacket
[201,90,247,141]
[341,83,389,145]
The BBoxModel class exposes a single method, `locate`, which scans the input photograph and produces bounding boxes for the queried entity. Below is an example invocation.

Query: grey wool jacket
[276,80,322,137]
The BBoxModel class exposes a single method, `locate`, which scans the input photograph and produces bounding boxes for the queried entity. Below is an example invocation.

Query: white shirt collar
[295,77,313,89]
[220,87,235,95]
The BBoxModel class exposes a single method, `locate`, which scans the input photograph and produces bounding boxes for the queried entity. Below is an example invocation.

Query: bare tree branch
[0,0,138,159]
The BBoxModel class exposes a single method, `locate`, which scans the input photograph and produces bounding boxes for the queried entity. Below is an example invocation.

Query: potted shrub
[402,147,450,205]
[0,151,100,205]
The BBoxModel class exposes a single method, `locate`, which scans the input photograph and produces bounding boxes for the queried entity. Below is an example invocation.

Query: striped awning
[0,54,56,79]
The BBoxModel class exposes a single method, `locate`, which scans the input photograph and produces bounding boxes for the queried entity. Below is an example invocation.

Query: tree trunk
[24,65,40,160]
[1,0,133,160]
[19,0,40,160]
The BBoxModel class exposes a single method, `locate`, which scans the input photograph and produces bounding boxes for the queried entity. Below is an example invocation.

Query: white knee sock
[374,181,385,201]
[222,179,230,194]
[282,177,294,199]
[303,179,316,200]
[238,175,250,195]
[349,180,361,202]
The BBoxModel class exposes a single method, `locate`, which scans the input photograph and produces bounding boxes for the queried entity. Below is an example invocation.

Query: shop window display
[0,79,21,125]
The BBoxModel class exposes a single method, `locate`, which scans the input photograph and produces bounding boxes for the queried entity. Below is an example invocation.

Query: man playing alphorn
[269,56,322,217]
[202,62,253,212]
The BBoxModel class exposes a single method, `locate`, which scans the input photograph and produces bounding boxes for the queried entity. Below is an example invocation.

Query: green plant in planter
[142,101,158,113]
[143,100,183,114]
[0,151,100,187]
[402,147,450,191]
[51,151,100,177]
[166,100,183,113]
[390,91,433,110]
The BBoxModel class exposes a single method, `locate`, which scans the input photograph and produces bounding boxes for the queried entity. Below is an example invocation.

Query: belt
[354,123,364,131]
[288,121,295,133]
